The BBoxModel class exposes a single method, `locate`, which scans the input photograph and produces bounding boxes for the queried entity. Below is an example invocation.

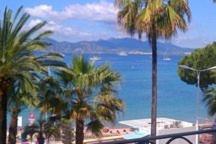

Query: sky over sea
[1,0,216,48]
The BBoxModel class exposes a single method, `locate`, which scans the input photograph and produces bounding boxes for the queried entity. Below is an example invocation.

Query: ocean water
[20,54,209,125]
[65,54,209,122]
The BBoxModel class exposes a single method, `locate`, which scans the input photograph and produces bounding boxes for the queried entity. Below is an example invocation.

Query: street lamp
[179,65,216,144]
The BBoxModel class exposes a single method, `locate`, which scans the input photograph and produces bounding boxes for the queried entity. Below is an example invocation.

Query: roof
[119,117,193,131]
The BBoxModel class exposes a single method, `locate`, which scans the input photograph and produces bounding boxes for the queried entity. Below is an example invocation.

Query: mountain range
[46,38,193,56]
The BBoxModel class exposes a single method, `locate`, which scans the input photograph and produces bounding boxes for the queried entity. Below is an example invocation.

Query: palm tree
[7,68,39,144]
[22,117,61,144]
[7,60,65,144]
[203,88,216,116]
[115,0,191,139]
[37,76,66,120]
[8,102,23,144]
[8,90,37,144]
[22,123,38,143]
[203,88,216,143]
[61,119,74,144]
[8,106,21,144]
[58,56,124,144]
[0,7,65,143]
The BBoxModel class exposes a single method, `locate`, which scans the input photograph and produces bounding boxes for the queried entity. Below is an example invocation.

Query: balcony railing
[95,128,216,144]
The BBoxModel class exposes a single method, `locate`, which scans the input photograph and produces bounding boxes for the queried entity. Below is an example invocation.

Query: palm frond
[203,88,216,116]
[86,119,104,137]
[116,0,191,39]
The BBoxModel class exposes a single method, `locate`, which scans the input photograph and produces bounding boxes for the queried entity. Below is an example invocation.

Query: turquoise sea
[20,54,209,125]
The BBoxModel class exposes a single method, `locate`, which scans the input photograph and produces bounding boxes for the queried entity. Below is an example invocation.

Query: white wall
[157,127,196,144]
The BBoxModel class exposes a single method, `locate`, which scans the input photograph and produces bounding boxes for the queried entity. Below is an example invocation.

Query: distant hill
[46,38,193,56]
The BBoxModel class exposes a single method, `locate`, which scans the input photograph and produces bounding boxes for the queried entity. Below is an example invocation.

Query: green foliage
[0,6,124,144]
[178,42,216,117]
[178,42,216,89]
[22,118,61,143]
[0,6,66,143]
[59,55,124,137]
[0,6,51,143]
[0,6,65,102]
[203,88,216,116]
[0,6,66,93]
[37,76,66,116]
[0,7,65,111]
[115,0,191,40]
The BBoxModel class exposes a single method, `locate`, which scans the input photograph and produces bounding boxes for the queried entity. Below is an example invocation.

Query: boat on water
[128,51,148,55]
[118,51,128,56]
[90,56,101,62]
[163,57,171,61]
[162,46,172,61]
[184,52,191,55]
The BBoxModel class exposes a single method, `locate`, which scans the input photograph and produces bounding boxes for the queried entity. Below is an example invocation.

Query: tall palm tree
[8,89,37,144]
[115,0,191,139]
[0,7,65,143]
[7,67,39,144]
[8,105,21,144]
[7,59,65,144]
[8,99,25,144]
[58,56,124,144]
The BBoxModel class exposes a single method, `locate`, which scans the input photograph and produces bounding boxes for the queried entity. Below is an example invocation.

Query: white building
[119,117,196,144]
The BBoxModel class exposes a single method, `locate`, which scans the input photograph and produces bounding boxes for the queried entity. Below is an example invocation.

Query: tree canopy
[58,55,124,144]
[115,0,191,40]
[178,42,216,89]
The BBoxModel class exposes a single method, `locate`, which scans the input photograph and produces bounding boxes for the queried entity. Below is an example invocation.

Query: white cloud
[25,1,118,22]
[24,1,120,42]
[27,19,91,38]
[25,5,57,18]
[24,2,145,42]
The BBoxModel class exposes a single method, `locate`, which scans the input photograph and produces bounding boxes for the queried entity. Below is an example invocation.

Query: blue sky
[1,0,216,48]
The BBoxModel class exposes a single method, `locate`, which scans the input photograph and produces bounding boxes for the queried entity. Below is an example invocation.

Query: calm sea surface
[20,54,209,125]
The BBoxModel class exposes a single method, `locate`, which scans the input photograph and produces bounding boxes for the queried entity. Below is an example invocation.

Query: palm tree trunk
[150,24,158,143]
[0,79,9,144]
[38,121,45,144]
[8,108,19,144]
[61,122,73,144]
[38,132,45,144]
[75,119,84,144]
